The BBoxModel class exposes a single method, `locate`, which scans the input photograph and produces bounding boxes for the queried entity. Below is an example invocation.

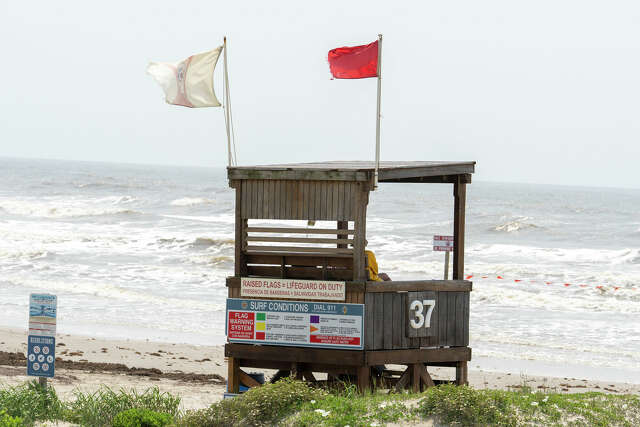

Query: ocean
[1,157,638,382]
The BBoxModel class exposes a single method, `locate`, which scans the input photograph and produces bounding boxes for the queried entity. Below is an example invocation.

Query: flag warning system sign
[28,293,57,378]
[433,235,454,252]
[226,298,364,350]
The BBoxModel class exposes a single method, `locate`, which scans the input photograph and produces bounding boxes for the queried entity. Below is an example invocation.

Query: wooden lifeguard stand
[225,161,474,392]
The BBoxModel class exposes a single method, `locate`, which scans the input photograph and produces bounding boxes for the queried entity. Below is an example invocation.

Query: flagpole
[374,34,382,189]
[223,36,233,167]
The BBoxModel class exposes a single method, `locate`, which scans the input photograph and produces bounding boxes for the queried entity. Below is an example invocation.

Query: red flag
[328,40,378,79]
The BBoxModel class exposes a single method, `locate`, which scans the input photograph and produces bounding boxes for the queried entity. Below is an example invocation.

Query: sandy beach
[1,326,638,412]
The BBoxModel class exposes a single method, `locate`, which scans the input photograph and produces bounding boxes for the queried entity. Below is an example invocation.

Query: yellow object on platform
[366,250,383,282]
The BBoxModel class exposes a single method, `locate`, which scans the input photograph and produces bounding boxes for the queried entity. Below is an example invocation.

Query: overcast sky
[1,1,639,188]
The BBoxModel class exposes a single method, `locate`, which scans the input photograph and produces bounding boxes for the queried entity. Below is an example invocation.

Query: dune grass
[0,379,639,426]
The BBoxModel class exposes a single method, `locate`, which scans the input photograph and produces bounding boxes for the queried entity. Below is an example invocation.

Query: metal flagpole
[223,37,233,167]
[374,34,382,189]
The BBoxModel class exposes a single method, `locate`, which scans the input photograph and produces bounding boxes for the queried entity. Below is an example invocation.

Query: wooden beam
[245,250,353,258]
[419,364,436,389]
[246,265,353,281]
[395,367,411,392]
[246,227,355,235]
[247,236,353,244]
[453,179,467,280]
[246,245,354,254]
[233,181,247,277]
[225,343,365,366]
[357,366,370,393]
[365,347,472,365]
[245,254,353,268]
[379,164,475,181]
[228,169,370,182]
[412,363,421,393]
[302,371,317,382]
[227,356,240,393]
[337,221,349,249]
[239,369,262,388]
[381,174,472,184]
[456,361,468,386]
[365,280,472,293]
[353,184,369,281]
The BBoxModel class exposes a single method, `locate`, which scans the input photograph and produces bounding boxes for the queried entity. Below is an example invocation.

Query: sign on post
[433,235,454,280]
[27,335,55,377]
[241,277,346,301]
[226,298,364,350]
[28,294,57,380]
[29,294,57,336]
[433,235,454,252]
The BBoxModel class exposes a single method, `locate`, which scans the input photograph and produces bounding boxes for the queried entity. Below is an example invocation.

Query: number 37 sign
[406,291,437,338]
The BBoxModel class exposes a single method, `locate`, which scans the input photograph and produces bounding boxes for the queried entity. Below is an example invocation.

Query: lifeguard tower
[225,161,474,392]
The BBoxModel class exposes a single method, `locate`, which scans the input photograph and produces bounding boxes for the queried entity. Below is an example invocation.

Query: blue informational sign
[27,335,55,378]
[226,298,364,350]
[29,294,57,336]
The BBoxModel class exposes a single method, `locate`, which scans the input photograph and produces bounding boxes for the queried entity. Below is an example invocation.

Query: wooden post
[453,179,466,280]
[337,221,348,249]
[38,377,46,389]
[353,184,369,281]
[227,356,240,393]
[233,181,247,277]
[411,364,421,393]
[419,365,436,390]
[357,365,370,393]
[444,251,450,280]
[456,361,468,385]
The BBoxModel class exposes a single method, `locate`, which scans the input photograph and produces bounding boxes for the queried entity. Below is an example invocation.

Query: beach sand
[1,326,638,411]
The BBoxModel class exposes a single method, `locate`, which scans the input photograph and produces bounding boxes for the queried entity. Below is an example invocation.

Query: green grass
[112,408,174,427]
[285,383,416,427]
[0,379,638,426]
[178,377,322,426]
[0,409,23,427]
[66,386,181,426]
[0,380,66,425]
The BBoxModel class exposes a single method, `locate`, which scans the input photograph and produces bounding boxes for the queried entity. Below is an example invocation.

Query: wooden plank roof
[228,161,475,183]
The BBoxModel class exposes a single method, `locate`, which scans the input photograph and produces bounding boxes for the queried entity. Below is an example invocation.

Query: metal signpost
[433,235,454,280]
[28,294,57,387]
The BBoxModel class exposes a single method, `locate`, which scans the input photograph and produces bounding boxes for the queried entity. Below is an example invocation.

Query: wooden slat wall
[364,291,470,350]
[241,180,359,221]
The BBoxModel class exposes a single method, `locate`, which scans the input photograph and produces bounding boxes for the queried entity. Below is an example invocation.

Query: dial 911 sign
[406,291,437,338]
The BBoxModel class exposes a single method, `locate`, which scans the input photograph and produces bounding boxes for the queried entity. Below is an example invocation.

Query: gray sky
[2,1,639,188]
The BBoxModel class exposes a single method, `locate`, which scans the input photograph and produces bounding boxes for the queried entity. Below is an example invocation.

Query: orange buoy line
[464,275,637,292]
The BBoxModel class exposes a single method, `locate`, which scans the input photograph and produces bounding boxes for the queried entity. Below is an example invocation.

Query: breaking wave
[170,197,215,207]
[492,218,540,233]
[0,199,144,219]
[192,237,234,248]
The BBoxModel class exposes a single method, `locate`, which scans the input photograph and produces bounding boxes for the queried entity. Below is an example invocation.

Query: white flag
[147,47,223,108]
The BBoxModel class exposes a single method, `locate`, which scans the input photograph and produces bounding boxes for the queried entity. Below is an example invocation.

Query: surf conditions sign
[226,298,363,350]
